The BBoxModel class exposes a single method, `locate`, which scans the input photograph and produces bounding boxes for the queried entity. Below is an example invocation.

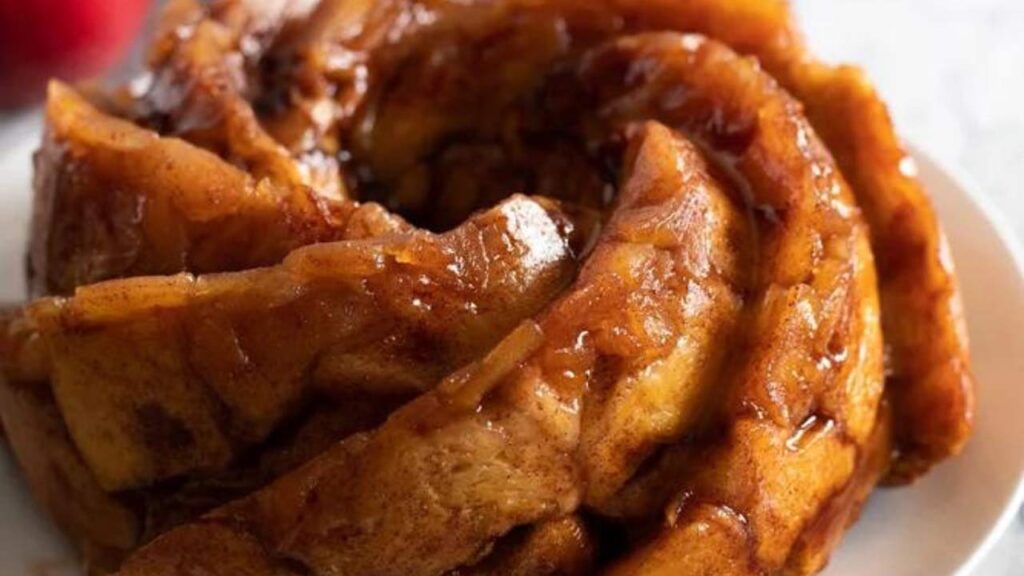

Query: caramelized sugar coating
[613,0,973,480]
[30,196,579,490]
[31,83,353,296]
[453,517,595,575]
[268,0,973,479]
[30,0,973,476]
[119,89,869,576]
[0,309,137,574]
[783,64,974,482]
[0,0,976,574]
[8,195,578,565]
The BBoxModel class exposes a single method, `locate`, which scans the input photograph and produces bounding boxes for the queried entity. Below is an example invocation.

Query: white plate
[0,129,1021,575]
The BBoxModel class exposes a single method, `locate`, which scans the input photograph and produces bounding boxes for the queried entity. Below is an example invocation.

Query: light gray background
[0,0,1020,573]
[795,0,1024,241]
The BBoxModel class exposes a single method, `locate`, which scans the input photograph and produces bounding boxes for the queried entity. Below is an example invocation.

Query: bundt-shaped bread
[0,0,973,574]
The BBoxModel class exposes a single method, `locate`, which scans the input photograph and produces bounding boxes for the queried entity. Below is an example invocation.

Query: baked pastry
[0,0,974,574]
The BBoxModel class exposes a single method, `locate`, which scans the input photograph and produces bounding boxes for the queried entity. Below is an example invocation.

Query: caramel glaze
[3,0,975,574]
[0,309,137,574]
[31,83,355,297]
[31,194,582,491]
[1,305,409,572]
[117,28,879,576]
[258,0,971,481]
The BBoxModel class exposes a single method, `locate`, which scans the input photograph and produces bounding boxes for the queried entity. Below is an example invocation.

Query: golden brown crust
[120,120,746,576]
[453,517,595,576]
[0,309,138,572]
[782,65,974,481]
[630,0,974,480]
[30,195,579,491]
[586,35,883,573]
[31,82,354,296]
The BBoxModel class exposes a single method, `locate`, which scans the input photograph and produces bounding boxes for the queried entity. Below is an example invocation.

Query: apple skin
[0,0,150,108]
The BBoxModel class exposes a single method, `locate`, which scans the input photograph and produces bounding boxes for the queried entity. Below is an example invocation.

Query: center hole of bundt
[324,18,625,232]
[344,132,619,232]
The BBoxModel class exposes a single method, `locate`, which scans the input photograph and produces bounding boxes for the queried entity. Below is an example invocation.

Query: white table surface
[0,1,1021,574]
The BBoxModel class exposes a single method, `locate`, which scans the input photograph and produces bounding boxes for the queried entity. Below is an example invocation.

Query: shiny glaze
[30,196,579,491]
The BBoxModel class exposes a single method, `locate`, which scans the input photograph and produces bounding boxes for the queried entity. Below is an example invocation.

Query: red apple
[0,0,150,108]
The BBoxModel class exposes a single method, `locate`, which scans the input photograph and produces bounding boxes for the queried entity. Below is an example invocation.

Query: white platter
[0,127,1021,575]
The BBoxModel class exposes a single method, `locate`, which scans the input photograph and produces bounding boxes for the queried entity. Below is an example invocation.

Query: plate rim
[909,144,1024,576]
